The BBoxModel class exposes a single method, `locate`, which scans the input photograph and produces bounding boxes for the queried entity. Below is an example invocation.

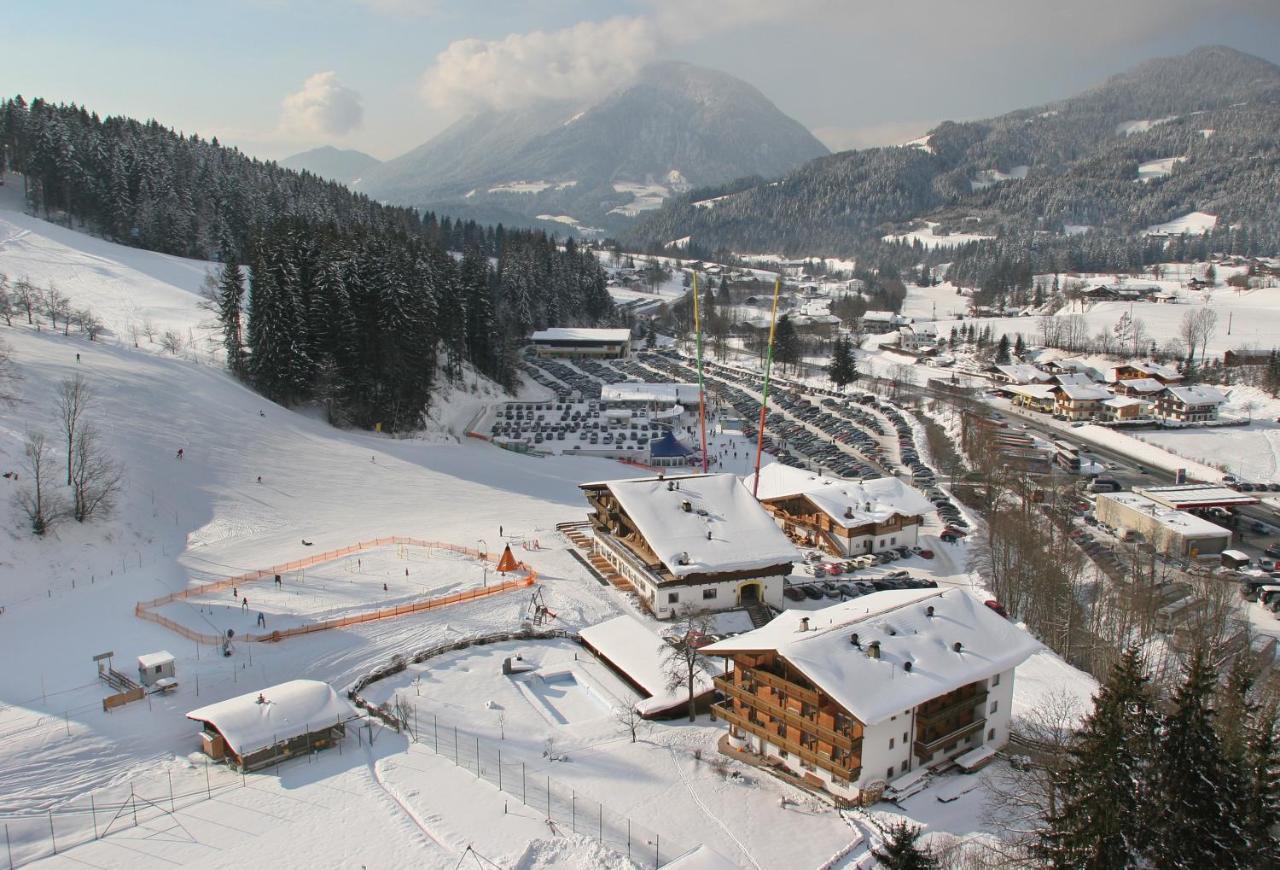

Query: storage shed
[186,680,353,772]
[137,651,176,688]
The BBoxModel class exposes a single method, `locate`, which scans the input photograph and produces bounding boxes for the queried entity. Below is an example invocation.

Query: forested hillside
[629,46,1280,259]
[0,96,614,430]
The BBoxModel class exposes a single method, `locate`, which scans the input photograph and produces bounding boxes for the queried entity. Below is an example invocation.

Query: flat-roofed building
[1095,492,1231,557]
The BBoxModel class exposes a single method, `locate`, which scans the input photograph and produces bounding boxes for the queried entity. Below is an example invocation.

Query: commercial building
[1094,492,1231,557]
[580,473,799,618]
[702,589,1041,803]
[529,327,632,359]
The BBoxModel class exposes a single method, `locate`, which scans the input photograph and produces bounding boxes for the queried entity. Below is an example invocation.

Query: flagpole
[692,273,709,473]
[752,276,783,497]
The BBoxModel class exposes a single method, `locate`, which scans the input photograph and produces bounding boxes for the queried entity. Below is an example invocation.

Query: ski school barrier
[133,536,537,644]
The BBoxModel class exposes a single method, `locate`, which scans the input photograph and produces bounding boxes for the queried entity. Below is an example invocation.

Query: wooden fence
[134,536,537,645]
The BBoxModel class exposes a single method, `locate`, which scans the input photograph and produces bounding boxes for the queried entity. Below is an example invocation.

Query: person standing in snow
[176,448,184,460]
[241,596,248,610]
[256,612,266,628]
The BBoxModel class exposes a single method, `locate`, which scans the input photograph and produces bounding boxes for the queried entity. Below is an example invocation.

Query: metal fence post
[169,770,175,812]
[48,810,57,855]
[656,833,660,868]
[5,822,13,870]
[498,749,503,792]
[546,777,551,820]
[628,818,631,861]
[91,794,99,839]
[475,736,480,778]
[572,790,576,833]
[522,762,527,805]
[434,714,438,752]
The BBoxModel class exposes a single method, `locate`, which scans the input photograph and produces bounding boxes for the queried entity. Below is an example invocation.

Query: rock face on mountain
[629,46,1280,254]
[280,146,381,185]
[354,62,829,234]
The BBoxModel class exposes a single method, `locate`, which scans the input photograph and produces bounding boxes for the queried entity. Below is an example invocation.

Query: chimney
[844,507,854,519]
[849,632,861,648]
[867,640,881,660]
[799,616,810,632]
[926,605,935,618]
[667,480,675,491]
[903,660,913,673]
[681,499,692,512]
[953,641,963,653]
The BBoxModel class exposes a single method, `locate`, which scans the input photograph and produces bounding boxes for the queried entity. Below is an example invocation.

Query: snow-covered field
[884,221,995,250]
[1137,156,1185,181]
[0,197,1104,867]
[1144,210,1217,236]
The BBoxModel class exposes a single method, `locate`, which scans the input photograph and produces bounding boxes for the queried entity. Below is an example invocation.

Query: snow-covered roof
[992,364,1051,383]
[580,615,714,716]
[702,589,1042,725]
[861,310,896,322]
[581,474,799,578]
[600,382,700,405]
[1136,484,1259,510]
[138,651,174,668]
[1134,361,1182,380]
[1117,377,1165,393]
[1056,384,1112,401]
[1006,384,1058,400]
[1163,385,1226,406]
[747,464,934,528]
[1052,372,1096,386]
[1102,397,1149,408]
[1098,493,1231,538]
[186,680,354,756]
[529,327,632,343]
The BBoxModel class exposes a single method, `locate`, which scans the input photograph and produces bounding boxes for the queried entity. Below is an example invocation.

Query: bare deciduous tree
[160,330,183,355]
[13,277,38,325]
[613,704,647,743]
[70,423,123,523]
[661,609,715,722]
[15,431,65,536]
[0,273,12,326]
[57,374,91,486]
[0,338,19,406]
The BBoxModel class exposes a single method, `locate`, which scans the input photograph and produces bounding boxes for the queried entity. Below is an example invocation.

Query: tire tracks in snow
[663,744,762,870]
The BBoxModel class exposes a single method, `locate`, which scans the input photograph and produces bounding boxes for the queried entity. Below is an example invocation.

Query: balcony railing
[915,687,988,726]
[591,530,667,586]
[914,718,986,757]
[734,667,819,706]
[715,677,860,752]
[713,702,861,782]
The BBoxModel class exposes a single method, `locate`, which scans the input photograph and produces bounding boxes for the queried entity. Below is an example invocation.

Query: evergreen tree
[1240,702,1280,864]
[215,257,246,376]
[1037,646,1157,868]
[645,321,657,350]
[1147,645,1241,868]
[1014,333,1026,358]
[995,334,1011,364]
[827,335,859,389]
[773,314,799,369]
[872,821,937,869]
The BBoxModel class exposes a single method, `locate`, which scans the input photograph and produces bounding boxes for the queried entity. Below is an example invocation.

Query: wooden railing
[914,718,986,756]
[915,687,988,727]
[714,677,860,752]
[713,703,860,782]
[135,536,537,644]
[736,666,820,707]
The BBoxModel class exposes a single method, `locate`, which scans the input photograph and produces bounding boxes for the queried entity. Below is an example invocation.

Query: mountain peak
[280,146,381,186]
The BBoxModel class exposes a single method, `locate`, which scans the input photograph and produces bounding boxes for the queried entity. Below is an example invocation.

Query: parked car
[783,586,806,602]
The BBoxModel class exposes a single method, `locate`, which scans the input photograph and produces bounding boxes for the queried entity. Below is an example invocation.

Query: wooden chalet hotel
[748,463,935,556]
[580,473,799,619]
[702,589,1040,803]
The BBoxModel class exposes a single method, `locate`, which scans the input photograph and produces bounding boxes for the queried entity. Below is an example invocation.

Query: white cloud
[418,1,822,115]
[279,71,364,137]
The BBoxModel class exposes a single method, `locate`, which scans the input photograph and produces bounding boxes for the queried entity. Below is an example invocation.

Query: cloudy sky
[4,0,1278,161]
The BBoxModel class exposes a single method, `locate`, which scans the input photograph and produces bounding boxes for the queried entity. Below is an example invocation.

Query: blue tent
[649,431,694,460]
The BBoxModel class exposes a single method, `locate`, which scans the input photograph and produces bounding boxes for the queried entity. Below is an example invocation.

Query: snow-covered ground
[884,222,996,250]
[0,197,1106,867]
[1144,210,1217,236]
[1137,157,1185,181]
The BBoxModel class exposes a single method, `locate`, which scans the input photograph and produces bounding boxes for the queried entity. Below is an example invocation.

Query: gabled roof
[747,464,934,528]
[1055,384,1112,401]
[580,474,798,578]
[601,382,699,404]
[580,615,714,716]
[1006,383,1058,400]
[1116,377,1165,393]
[1163,385,1226,405]
[650,431,694,458]
[703,589,1042,725]
[991,364,1051,384]
[1102,397,1150,408]
[186,680,353,756]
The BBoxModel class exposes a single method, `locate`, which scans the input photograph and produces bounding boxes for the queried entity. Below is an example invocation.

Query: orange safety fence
[134,536,537,644]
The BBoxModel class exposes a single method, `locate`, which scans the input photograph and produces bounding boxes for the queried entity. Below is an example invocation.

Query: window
[992,673,1001,687]
[667,592,679,604]
[887,767,894,779]
[900,762,908,774]
[989,700,998,715]
[903,732,908,743]
[702,588,717,600]
[988,728,996,741]
[889,738,895,749]
[890,537,896,545]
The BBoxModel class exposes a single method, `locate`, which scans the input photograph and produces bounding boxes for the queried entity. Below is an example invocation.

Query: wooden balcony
[915,687,988,727]
[914,718,986,757]
[713,702,861,782]
[715,676,860,752]
[733,666,819,706]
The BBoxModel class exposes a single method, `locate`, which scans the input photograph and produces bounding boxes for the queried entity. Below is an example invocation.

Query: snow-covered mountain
[280,145,381,185]
[355,61,829,234]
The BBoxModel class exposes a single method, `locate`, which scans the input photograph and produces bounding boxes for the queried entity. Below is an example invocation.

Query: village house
[702,589,1041,803]
[1109,362,1182,385]
[1053,384,1112,420]
[1099,396,1151,422]
[1155,385,1227,424]
[1006,384,1058,413]
[896,322,939,353]
[1112,377,1166,398]
[580,473,799,619]
[988,364,1052,385]
[747,464,935,556]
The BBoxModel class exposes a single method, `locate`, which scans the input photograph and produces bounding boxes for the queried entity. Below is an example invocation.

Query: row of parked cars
[784,571,940,602]
[1223,474,1280,493]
